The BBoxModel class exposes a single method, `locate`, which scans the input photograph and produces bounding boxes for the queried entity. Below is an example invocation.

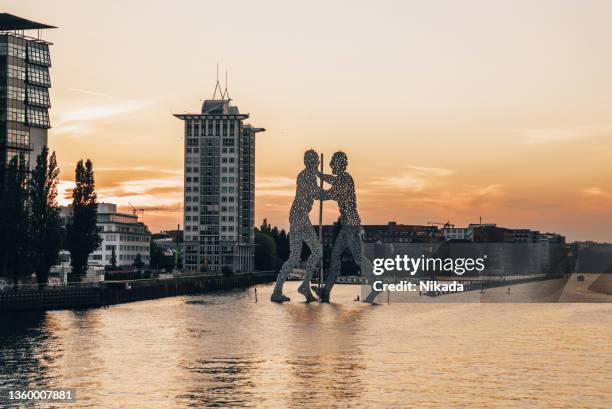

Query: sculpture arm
[318,172,336,184]
[320,184,339,201]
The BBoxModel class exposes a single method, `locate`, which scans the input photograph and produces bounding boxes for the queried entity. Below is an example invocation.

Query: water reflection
[0,283,610,408]
[0,311,51,389]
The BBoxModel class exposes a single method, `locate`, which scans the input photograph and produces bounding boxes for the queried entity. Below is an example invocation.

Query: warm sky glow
[5,0,612,241]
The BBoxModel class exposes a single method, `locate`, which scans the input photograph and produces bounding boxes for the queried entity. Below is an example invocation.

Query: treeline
[254,219,289,271]
[0,148,101,287]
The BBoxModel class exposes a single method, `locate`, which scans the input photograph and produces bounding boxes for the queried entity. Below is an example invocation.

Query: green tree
[255,232,278,271]
[0,155,32,285]
[29,147,62,289]
[150,241,174,271]
[276,229,289,262]
[133,253,144,269]
[256,219,290,263]
[175,247,183,270]
[66,159,101,282]
[109,246,117,270]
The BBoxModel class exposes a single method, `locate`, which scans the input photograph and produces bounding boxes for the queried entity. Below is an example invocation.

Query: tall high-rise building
[174,94,264,273]
[0,14,55,174]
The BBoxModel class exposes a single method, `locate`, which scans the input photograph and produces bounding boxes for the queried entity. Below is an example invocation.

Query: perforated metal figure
[315,152,379,303]
[271,150,322,302]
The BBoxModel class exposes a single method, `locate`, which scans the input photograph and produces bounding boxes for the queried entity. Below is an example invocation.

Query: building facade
[0,14,54,174]
[60,203,151,268]
[442,226,473,241]
[175,98,264,273]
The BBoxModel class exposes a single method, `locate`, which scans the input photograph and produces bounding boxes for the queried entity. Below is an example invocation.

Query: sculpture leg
[271,229,302,302]
[346,229,379,304]
[298,226,321,302]
[361,255,380,303]
[320,229,348,301]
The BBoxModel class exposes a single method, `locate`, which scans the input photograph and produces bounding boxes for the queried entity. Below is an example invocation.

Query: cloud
[373,174,427,191]
[59,100,155,122]
[370,165,455,191]
[406,166,455,177]
[52,99,157,136]
[515,126,612,145]
[105,177,182,195]
[58,174,183,211]
[581,187,612,200]
[474,184,504,196]
[68,88,114,98]
[256,176,295,197]
[58,180,76,205]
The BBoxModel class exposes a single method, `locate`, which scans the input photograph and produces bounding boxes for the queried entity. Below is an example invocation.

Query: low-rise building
[60,203,151,268]
[442,227,473,241]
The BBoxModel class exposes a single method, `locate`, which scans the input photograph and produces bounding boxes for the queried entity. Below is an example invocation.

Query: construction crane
[129,203,182,220]
[427,220,455,229]
[129,202,144,217]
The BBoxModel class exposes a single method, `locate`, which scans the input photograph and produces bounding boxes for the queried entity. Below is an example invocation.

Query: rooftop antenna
[222,70,230,100]
[212,63,223,99]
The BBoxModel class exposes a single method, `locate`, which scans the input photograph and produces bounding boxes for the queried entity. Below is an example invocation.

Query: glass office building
[0,13,55,174]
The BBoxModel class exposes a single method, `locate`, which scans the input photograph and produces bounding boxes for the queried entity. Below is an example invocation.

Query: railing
[0,281,100,293]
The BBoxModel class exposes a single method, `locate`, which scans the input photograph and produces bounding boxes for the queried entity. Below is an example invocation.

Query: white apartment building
[174,97,264,273]
[60,203,151,268]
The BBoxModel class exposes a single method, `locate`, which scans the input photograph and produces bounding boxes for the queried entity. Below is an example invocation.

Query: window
[0,85,25,101]
[26,107,50,128]
[27,43,51,66]
[0,42,26,59]
[28,85,51,107]
[27,65,51,86]
[6,149,29,167]
[1,107,25,123]
[6,129,30,148]
[7,65,26,80]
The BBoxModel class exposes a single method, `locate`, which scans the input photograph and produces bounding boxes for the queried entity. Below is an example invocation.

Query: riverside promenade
[0,271,277,313]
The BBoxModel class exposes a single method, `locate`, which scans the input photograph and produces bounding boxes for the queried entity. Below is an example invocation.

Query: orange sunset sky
[5,0,612,241]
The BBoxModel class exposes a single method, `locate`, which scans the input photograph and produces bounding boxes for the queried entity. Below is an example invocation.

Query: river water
[0,282,611,408]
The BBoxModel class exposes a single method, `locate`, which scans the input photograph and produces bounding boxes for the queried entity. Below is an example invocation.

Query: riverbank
[0,271,277,313]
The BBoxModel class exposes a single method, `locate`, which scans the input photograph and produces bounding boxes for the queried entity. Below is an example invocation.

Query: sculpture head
[304,149,319,170]
[330,151,348,175]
